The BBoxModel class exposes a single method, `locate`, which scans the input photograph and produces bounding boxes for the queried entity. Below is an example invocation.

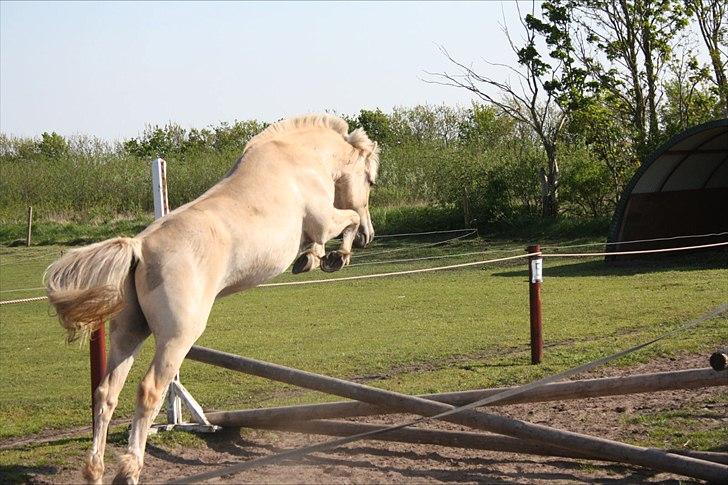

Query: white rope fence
[0,295,49,305]
[0,285,46,294]
[259,252,536,288]
[541,231,728,250]
[545,241,728,258]
[1,238,726,305]
[354,229,477,258]
[373,228,475,238]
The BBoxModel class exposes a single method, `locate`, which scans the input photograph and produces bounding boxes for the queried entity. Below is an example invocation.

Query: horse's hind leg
[113,304,208,484]
[84,304,149,483]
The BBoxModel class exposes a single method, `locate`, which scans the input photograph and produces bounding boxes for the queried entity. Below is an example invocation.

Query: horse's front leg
[294,207,361,272]
[321,209,360,273]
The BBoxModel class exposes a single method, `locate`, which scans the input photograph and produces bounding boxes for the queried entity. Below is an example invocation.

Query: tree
[574,0,691,153]
[429,1,593,218]
[686,0,728,116]
[38,132,70,160]
[356,109,394,145]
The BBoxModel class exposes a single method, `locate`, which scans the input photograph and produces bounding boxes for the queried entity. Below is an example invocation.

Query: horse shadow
[0,465,58,484]
[150,429,682,484]
[493,252,727,279]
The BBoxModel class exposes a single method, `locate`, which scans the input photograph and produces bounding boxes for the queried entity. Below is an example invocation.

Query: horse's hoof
[82,453,104,484]
[320,251,345,273]
[292,253,316,274]
[353,232,368,249]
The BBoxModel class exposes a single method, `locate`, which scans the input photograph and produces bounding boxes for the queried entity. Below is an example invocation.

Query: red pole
[90,323,107,427]
[527,245,543,365]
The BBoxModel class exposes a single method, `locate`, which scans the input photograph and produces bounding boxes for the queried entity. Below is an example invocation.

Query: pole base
[149,423,221,435]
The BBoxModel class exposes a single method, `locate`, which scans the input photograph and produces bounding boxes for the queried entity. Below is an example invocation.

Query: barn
[606,118,728,257]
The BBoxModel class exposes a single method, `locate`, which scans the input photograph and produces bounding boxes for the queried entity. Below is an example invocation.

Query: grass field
[0,233,726,479]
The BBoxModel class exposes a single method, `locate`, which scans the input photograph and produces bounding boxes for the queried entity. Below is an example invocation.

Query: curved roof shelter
[607,118,728,258]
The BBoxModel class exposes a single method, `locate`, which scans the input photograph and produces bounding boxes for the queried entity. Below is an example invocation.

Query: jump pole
[205,367,728,427]
[241,418,728,465]
[527,244,543,364]
[187,345,728,481]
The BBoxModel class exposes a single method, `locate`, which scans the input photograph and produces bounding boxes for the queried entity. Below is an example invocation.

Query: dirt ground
[25,354,728,483]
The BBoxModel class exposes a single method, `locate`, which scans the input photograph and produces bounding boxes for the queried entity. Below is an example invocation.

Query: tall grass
[0,150,239,224]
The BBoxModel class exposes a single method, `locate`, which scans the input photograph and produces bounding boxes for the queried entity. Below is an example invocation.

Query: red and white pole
[90,324,107,426]
[527,244,543,365]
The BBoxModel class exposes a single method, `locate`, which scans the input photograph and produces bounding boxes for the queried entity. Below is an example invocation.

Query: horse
[44,115,380,484]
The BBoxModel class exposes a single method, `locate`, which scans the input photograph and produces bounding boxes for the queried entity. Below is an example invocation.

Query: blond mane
[244,114,380,181]
[244,114,349,151]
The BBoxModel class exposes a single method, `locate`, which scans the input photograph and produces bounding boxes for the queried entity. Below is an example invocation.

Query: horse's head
[336,128,380,248]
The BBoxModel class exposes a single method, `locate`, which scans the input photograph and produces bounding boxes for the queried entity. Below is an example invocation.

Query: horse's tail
[45,237,143,343]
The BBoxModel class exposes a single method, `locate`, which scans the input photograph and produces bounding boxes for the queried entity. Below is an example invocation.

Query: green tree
[38,132,70,160]
[575,0,691,153]
[431,1,595,218]
[686,0,728,116]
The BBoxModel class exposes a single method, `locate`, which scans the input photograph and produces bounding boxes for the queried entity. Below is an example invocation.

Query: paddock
[1,229,727,483]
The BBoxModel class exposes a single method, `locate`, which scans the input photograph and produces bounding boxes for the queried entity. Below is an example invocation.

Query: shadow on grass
[0,465,59,484]
[493,253,728,279]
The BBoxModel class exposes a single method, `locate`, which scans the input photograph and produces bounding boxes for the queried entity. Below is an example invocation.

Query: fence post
[151,158,170,218]
[90,323,107,427]
[527,244,543,364]
[26,206,33,247]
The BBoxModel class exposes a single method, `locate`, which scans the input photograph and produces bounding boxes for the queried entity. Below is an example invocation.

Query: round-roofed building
[607,119,728,257]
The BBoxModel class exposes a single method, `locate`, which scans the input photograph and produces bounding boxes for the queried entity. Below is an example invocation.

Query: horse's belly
[217,243,299,297]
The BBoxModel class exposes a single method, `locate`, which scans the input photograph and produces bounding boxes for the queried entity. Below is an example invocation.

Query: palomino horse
[44,115,379,484]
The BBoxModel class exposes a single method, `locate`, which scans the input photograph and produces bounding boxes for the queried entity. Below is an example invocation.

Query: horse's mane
[244,114,380,181]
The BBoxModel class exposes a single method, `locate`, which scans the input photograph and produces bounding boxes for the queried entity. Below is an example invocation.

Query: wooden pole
[236,418,728,465]
[26,206,33,247]
[527,244,543,364]
[204,368,727,427]
[186,346,728,482]
[89,323,107,427]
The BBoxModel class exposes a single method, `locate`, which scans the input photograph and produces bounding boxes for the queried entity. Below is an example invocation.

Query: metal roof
[607,118,728,246]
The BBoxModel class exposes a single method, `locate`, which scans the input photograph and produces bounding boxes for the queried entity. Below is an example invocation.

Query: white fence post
[150,158,218,433]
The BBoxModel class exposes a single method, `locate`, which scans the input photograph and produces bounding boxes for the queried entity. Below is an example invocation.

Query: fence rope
[0,252,61,268]
[0,286,46,294]
[0,296,48,305]
[543,241,728,258]
[351,250,494,267]
[2,238,726,305]
[259,252,536,287]
[374,228,474,238]
[541,231,728,250]
[356,229,477,258]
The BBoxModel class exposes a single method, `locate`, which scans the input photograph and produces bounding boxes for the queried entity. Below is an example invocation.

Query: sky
[1,1,530,141]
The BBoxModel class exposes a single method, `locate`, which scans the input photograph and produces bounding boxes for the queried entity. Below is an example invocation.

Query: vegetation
[0,1,725,244]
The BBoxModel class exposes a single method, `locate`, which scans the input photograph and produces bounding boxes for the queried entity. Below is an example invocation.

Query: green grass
[623,393,728,450]
[0,234,726,480]
[0,216,152,247]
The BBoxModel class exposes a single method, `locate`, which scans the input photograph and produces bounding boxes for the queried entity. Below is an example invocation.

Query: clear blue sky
[1,1,529,141]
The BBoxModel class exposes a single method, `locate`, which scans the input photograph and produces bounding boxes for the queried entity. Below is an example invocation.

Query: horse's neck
[232,133,347,179]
